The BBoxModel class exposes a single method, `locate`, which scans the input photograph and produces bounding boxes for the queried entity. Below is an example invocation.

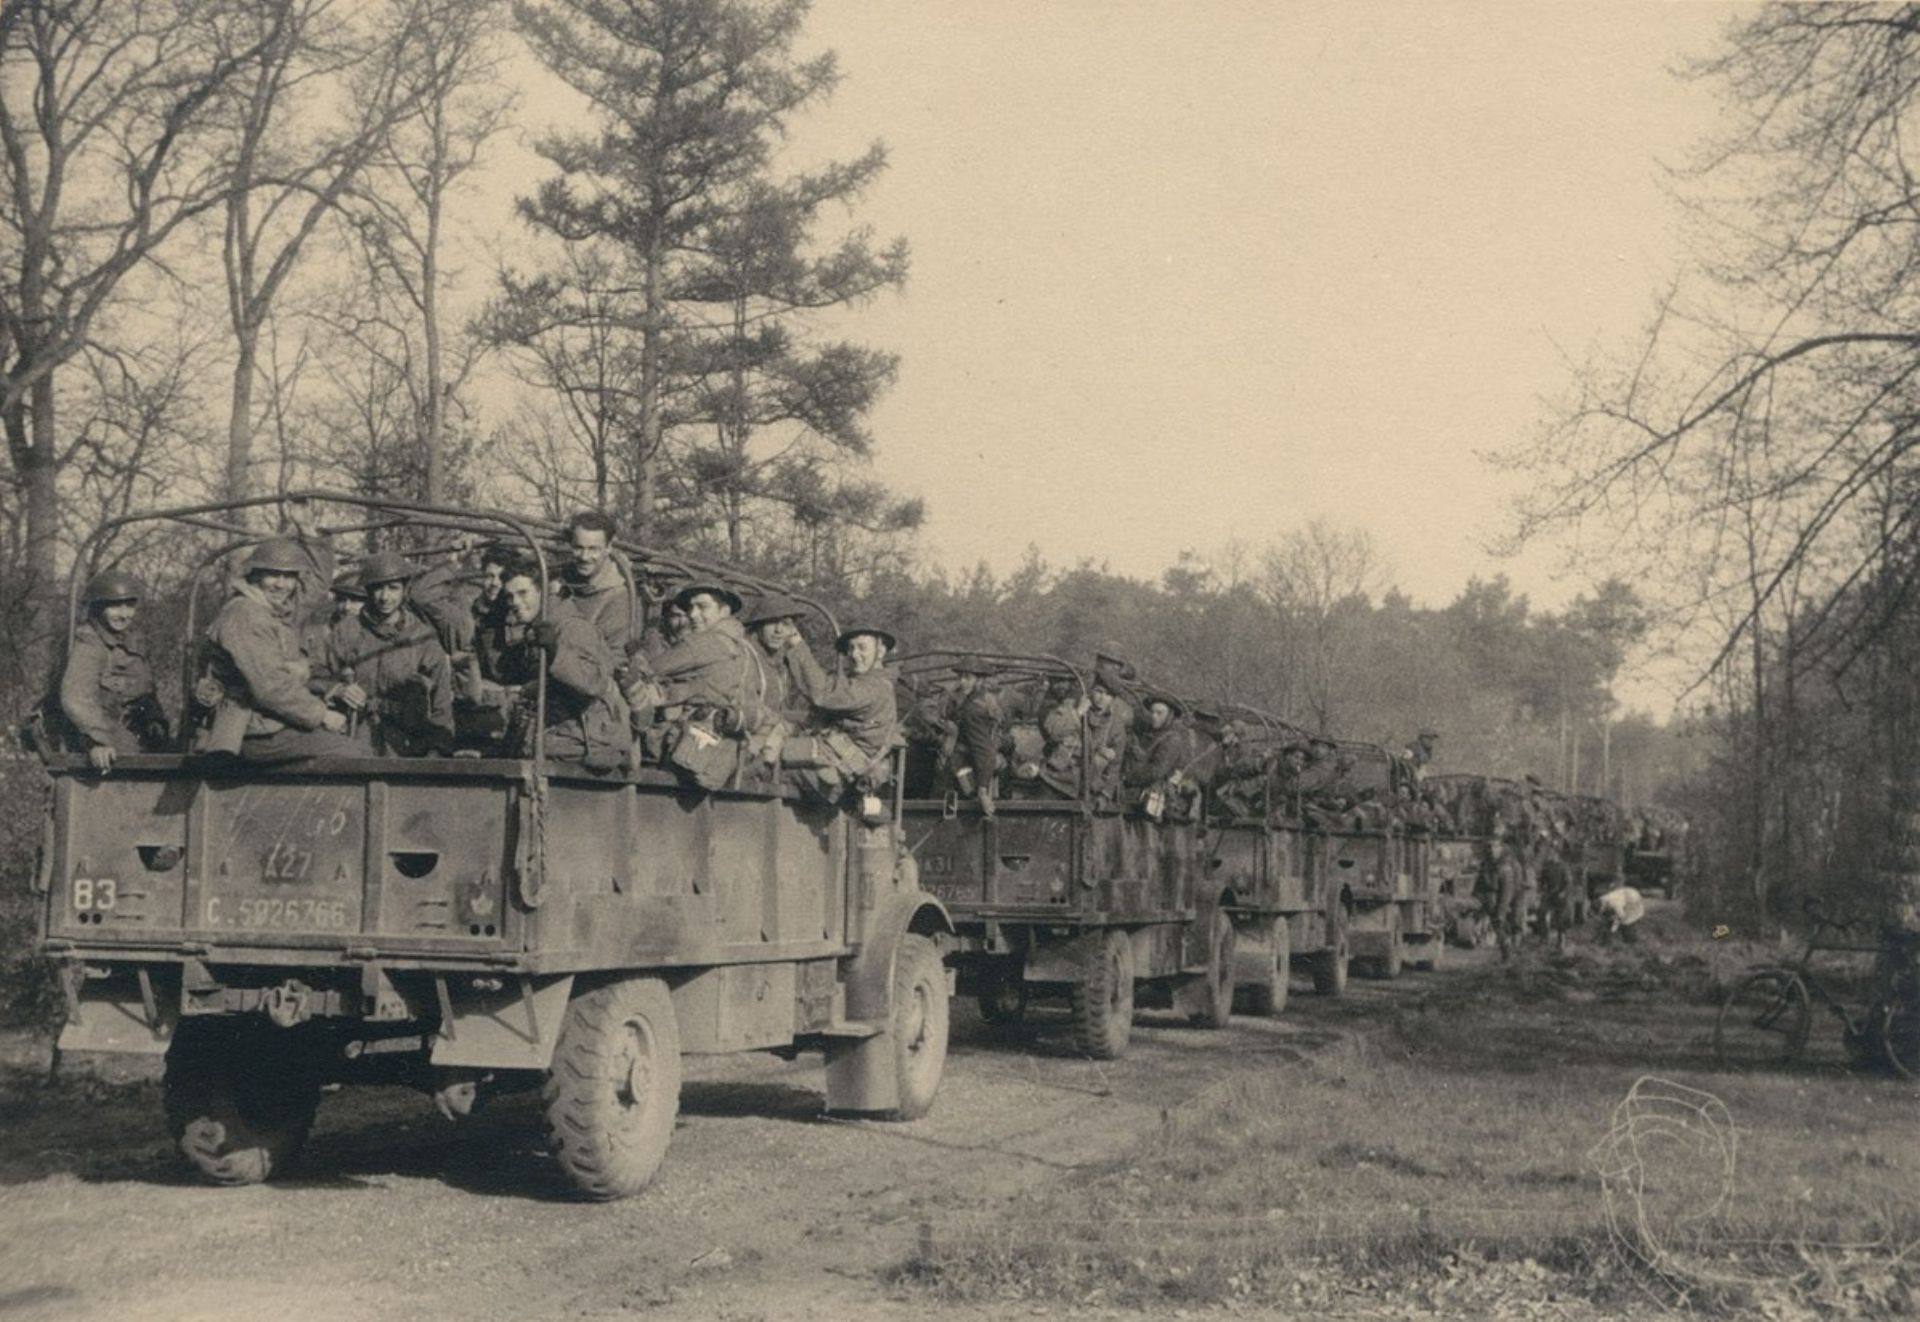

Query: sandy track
[0,973,1418,1322]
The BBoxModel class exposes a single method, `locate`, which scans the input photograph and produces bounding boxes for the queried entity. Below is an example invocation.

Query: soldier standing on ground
[55,571,170,771]
[1489,830,1529,958]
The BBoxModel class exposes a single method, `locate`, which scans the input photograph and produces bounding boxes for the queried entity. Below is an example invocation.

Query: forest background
[8,1,1920,1023]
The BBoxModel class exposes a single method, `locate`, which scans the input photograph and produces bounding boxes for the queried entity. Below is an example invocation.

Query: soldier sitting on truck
[552,510,638,658]
[1082,669,1133,808]
[763,624,900,807]
[624,582,770,789]
[931,657,1002,816]
[1125,693,1209,822]
[194,517,360,763]
[1034,673,1083,798]
[319,551,456,757]
[47,570,171,771]
[1303,749,1359,830]
[490,559,633,773]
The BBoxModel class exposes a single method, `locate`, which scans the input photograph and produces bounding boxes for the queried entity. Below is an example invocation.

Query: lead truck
[38,493,951,1198]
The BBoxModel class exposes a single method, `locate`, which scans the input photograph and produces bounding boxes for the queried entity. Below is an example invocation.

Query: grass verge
[897,933,1920,1316]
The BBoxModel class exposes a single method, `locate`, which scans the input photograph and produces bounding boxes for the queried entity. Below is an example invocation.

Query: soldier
[54,570,170,771]
[196,527,356,762]
[1403,726,1439,779]
[1595,882,1647,945]
[743,593,812,725]
[1488,830,1529,958]
[552,510,637,657]
[1082,669,1133,807]
[1036,674,1083,798]
[940,657,1002,816]
[1304,749,1359,830]
[492,560,632,772]
[629,582,768,787]
[322,551,456,757]
[640,597,691,660]
[1268,741,1313,822]
[1125,693,1204,821]
[766,624,900,806]
[1534,828,1576,950]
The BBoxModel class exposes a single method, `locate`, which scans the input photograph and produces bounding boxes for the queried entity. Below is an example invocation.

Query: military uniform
[323,607,455,756]
[1037,695,1082,797]
[1126,717,1206,820]
[553,559,637,658]
[493,604,632,772]
[58,619,166,755]
[197,537,357,763]
[1082,698,1133,807]
[1489,841,1528,956]
[776,632,899,801]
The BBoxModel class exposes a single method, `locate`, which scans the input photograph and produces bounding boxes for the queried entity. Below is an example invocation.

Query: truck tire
[1378,907,1404,980]
[1191,909,1236,1029]
[977,979,1027,1027]
[1072,929,1135,1059]
[1312,918,1350,997]
[164,1022,320,1187]
[889,934,949,1120]
[544,976,681,1201]
[1243,917,1290,1018]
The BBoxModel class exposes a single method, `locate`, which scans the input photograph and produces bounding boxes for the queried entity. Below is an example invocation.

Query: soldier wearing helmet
[763,624,900,805]
[54,569,169,771]
[623,582,773,786]
[319,551,455,756]
[194,508,355,761]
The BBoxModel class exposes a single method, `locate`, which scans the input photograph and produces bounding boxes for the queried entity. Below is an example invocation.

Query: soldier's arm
[409,563,475,657]
[58,635,120,747]
[786,645,873,716]
[643,630,727,681]
[422,642,457,744]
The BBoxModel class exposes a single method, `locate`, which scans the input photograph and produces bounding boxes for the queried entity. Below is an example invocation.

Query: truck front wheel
[890,934,949,1119]
[164,1021,321,1186]
[544,976,681,1201]
[1072,929,1136,1059]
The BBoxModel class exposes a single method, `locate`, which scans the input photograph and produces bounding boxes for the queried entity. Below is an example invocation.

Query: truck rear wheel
[1191,909,1236,1029]
[1242,917,1290,1018]
[889,934,949,1119]
[1072,929,1135,1059]
[977,979,1027,1027]
[1378,907,1404,980]
[164,1021,320,1186]
[1312,918,1350,997]
[544,976,681,1201]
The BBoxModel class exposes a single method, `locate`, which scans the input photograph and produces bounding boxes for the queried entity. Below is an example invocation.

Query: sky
[764,0,1740,598]
[492,0,1752,703]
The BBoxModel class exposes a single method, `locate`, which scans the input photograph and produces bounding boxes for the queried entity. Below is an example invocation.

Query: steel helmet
[84,569,144,604]
[357,550,422,587]
[242,538,309,577]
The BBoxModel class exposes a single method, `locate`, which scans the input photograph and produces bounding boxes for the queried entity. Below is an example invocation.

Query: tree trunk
[227,327,259,502]
[8,374,61,692]
[634,226,663,542]
[421,103,447,506]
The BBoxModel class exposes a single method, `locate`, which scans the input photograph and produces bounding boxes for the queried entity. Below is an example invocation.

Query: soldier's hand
[87,745,115,773]
[285,498,321,540]
[321,710,349,735]
[326,682,368,711]
[530,618,562,650]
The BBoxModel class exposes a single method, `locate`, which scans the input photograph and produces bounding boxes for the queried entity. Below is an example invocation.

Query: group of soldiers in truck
[902,660,1457,835]
[39,510,901,811]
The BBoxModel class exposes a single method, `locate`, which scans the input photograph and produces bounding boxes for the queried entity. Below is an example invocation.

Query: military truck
[1197,703,1351,1006]
[38,493,950,1198]
[1303,743,1444,977]
[895,653,1238,1059]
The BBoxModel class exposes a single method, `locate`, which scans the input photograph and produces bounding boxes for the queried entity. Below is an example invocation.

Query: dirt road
[0,968,1425,1322]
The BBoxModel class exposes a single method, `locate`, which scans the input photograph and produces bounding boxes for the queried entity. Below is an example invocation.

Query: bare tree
[1,0,287,680]
[1260,519,1383,732]
[215,0,431,502]
[347,0,513,505]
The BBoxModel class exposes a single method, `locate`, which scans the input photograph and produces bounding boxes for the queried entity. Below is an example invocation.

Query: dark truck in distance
[39,493,951,1199]
[895,653,1240,1059]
